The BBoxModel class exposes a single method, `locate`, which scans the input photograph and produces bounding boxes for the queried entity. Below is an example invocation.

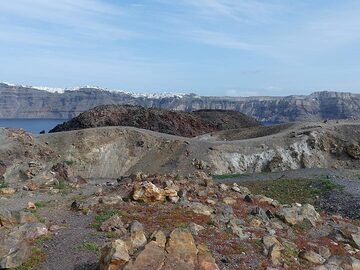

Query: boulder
[276,204,320,226]
[100,239,130,270]
[299,250,326,264]
[9,222,48,240]
[150,230,167,248]
[124,241,165,270]
[262,236,283,266]
[0,236,30,269]
[188,202,213,216]
[128,221,147,250]
[163,228,198,269]
[132,182,165,203]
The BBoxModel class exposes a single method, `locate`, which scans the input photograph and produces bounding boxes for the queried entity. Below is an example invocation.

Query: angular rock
[0,209,17,228]
[164,228,198,270]
[0,236,30,269]
[188,222,205,236]
[188,202,213,216]
[251,207,270,222]
[128,221,147,250]
[197,244,220,270]
[9,222,48,240]
[150,230,167,248]
[263,236,283,266]
[299,250,326,264]
[276,204,320,226]
[100,239,130,270]
[132,182,165,203]
[315,256,360,270]
[124,241,165,270]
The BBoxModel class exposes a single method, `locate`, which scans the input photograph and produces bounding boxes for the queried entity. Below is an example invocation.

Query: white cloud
[188,30,255,50]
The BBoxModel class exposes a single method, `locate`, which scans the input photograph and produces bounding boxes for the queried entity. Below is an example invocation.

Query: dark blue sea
[0,119,66,134]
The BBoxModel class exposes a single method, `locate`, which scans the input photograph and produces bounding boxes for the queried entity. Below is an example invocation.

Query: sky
[0,0,360,96]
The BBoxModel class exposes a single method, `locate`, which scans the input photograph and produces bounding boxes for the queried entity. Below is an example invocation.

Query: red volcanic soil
[49,105,260,137]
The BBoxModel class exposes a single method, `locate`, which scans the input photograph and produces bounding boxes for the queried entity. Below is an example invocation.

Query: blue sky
[1,0,360,96]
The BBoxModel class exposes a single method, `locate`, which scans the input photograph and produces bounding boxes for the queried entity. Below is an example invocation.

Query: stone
[262,236,283,266]
[10,222,48,240]
[0,209,17,228]
[254,195,274,205]
[314,256,360,270]
[23,181,39,191]
[132,182,165,203]
[164,228,198,270]
[299,250,326,264]
[128,221,147,250]
[251,207,270,222]
[219,183,228,191]
[244,195,253,203]
[188,222,205,236]
[276,204,320,226]
[228,218,248,239]
[150,230,167,248]
[99,196,123,205]
[206,199,216,205]
[188,202,213,216]
[223,197,236,205]
[51,162,86,184]
[249,218,262,227]
[350,233,360,249]
[100,239,130,270]
[0,187,16,195]
[16,211,38,224]
[232,185,250,195]
[318,246,331,260]
[300,204,321,226]
[346,144,360,159]
[71,200,84,211]
[197,244,220,270]
[124,241,165,270]
[100,215,127,235]
[27,201,36,210]
[0,236,30,269]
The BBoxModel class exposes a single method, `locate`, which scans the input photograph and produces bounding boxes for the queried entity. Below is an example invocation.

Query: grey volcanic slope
[1,83,360,122]
[49,105,260,137]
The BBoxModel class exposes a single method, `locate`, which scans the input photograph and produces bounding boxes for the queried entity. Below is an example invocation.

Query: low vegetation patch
[78,242,101,255]
[0,179,9,188]
[241,178,343,205]
[92,210,120,230]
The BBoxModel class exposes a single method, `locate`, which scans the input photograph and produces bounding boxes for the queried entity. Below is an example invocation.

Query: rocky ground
[1,119,360,269]
[1,172,360,270]
[49,105,260,136]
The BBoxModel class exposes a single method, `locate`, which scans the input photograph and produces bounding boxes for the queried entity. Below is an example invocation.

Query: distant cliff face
[0,83,359,122]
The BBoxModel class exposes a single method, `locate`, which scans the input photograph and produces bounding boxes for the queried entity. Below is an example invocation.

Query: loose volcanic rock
[100,239,130,270]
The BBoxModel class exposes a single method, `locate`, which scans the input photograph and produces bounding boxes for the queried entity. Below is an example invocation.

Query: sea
[0,119,66,134]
